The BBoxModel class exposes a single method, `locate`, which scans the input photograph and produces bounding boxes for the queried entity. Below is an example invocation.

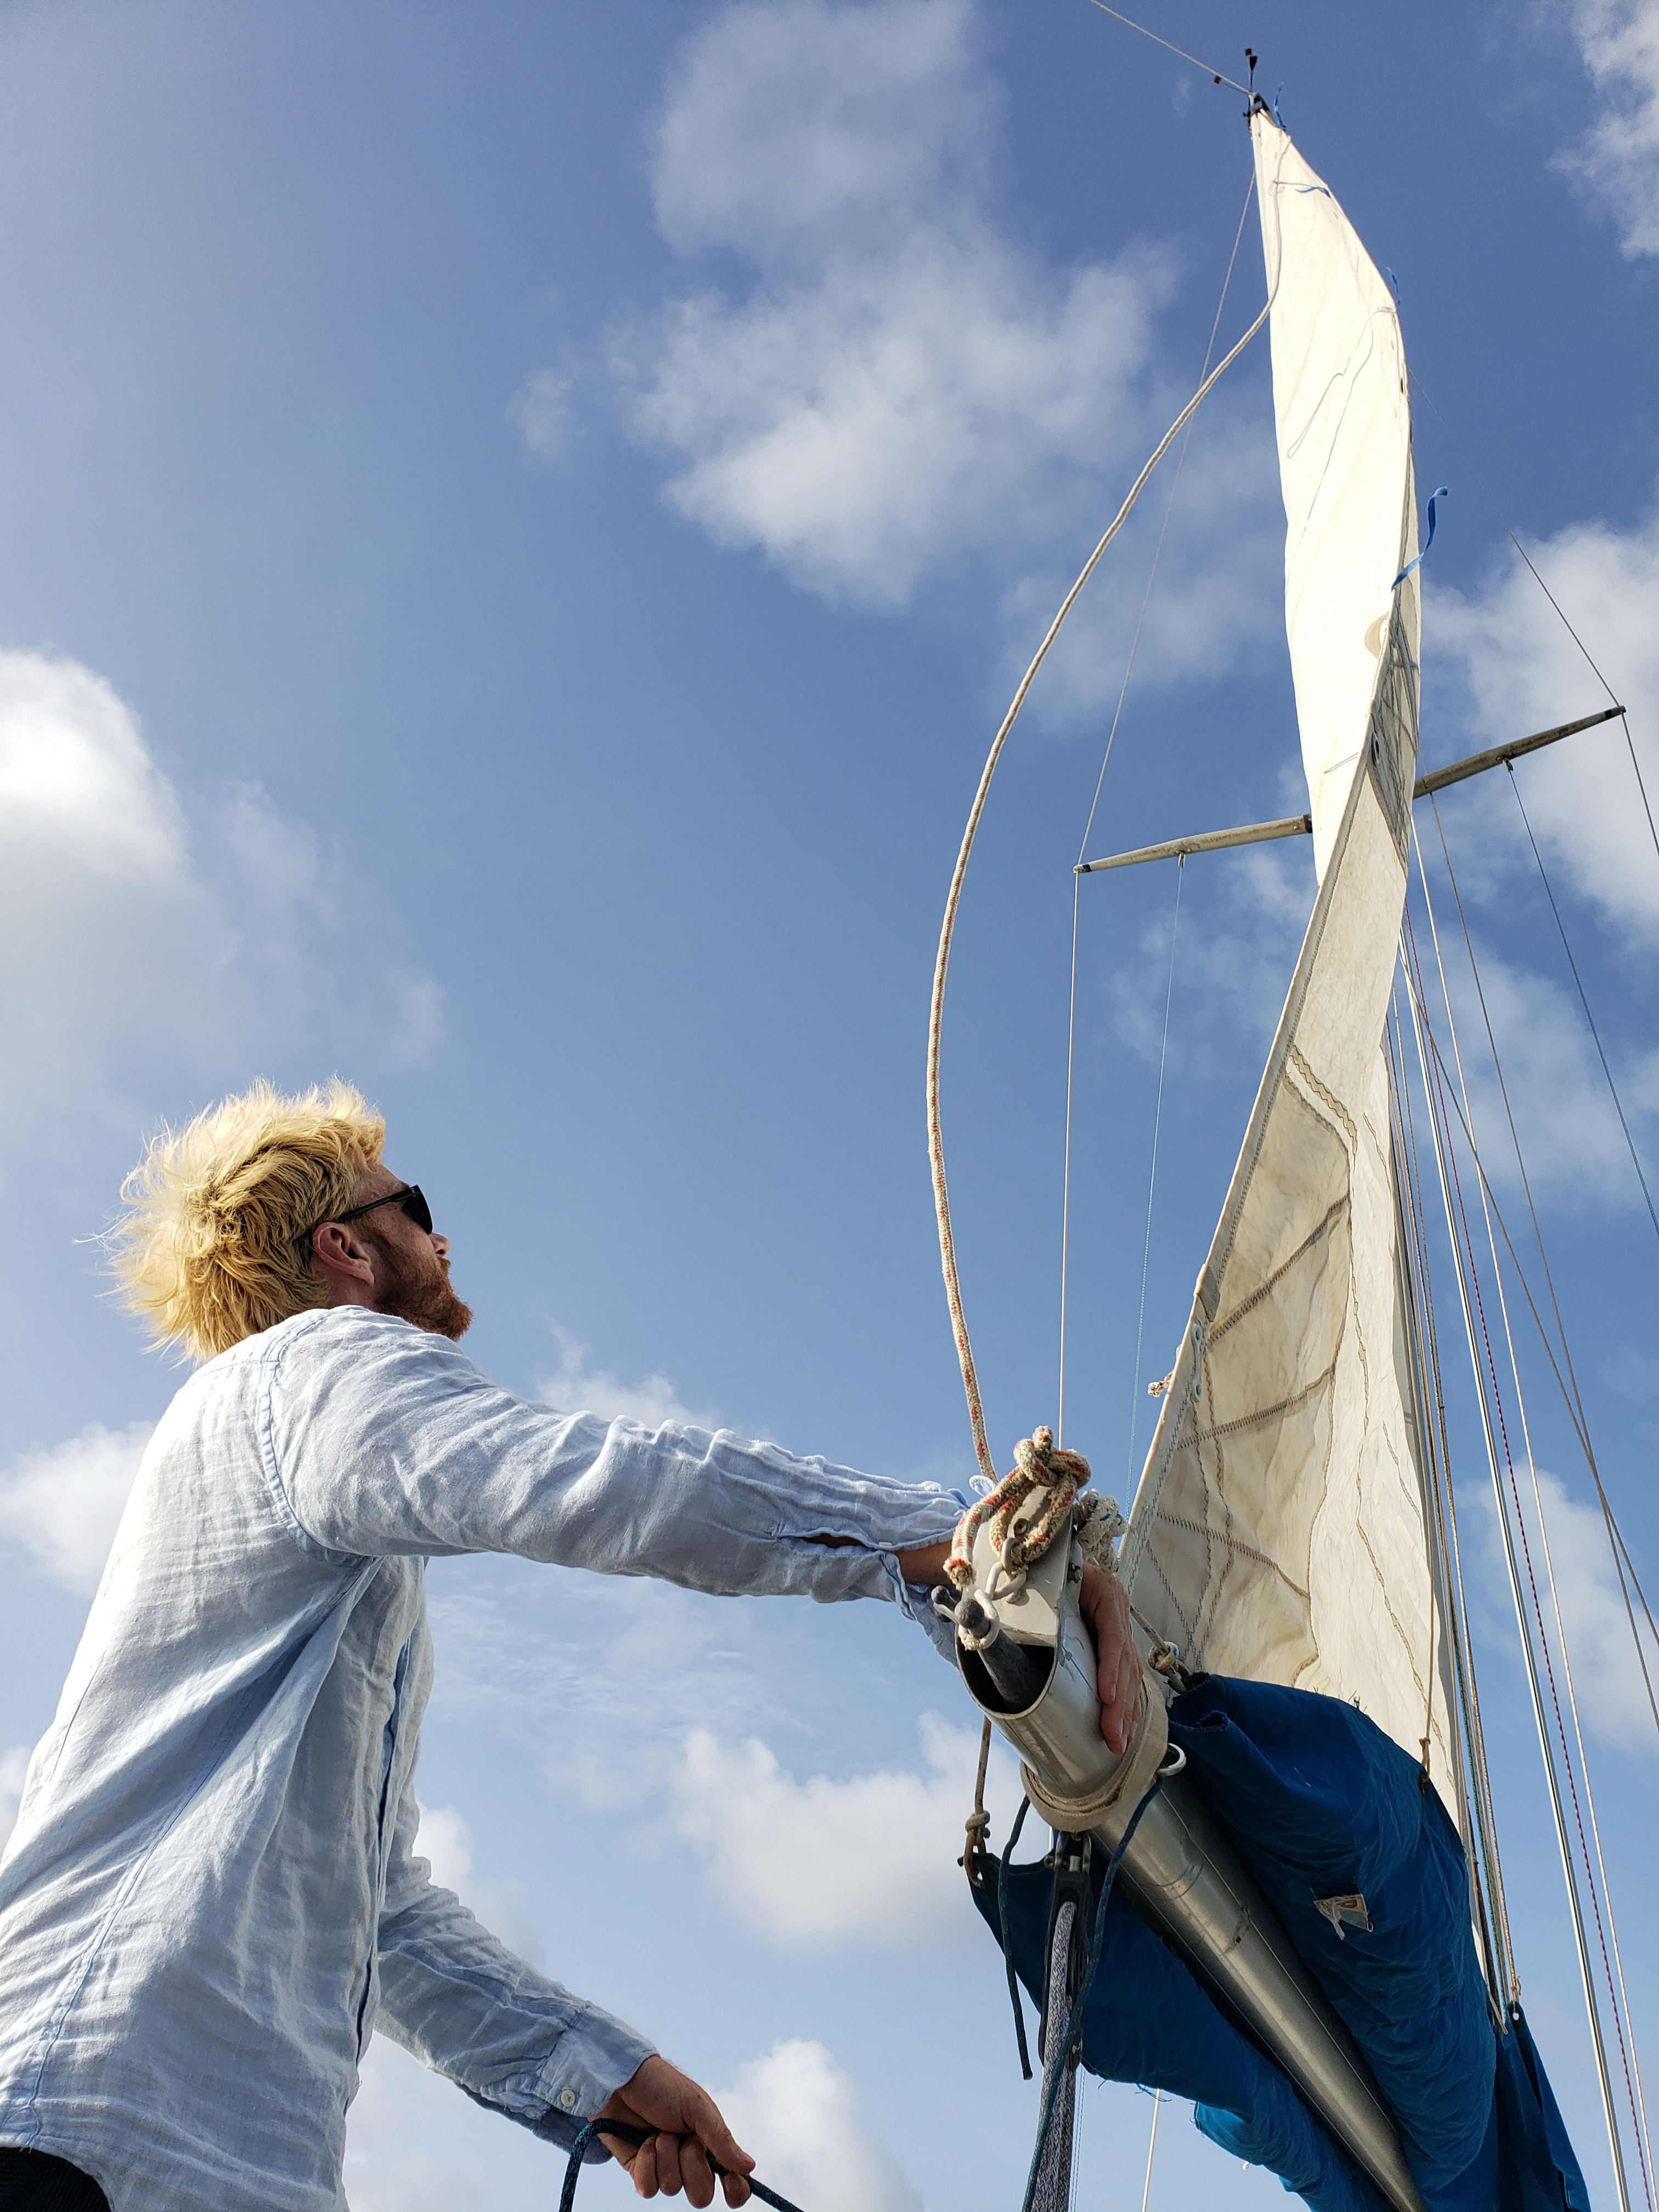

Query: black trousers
[0,2151,110,2211]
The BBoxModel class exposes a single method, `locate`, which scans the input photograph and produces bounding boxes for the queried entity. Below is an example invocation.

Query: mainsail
[1119,113,1456,1807]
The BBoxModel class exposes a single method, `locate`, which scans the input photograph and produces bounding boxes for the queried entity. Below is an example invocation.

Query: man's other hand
[596,2054,754,2207]
[1080,1561,1142,1754]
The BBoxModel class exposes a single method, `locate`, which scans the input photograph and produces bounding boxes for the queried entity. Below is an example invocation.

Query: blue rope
[1017,1771,1169,2212]
[559,2117,806,2212]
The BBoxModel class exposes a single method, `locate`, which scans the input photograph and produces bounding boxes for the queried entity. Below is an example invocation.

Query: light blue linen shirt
[0,1306,966,2212]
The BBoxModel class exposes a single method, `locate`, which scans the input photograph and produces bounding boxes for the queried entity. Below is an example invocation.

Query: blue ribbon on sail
[1393,486,1449,588]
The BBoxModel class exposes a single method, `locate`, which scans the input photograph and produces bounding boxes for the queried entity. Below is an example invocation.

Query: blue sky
[2,2,1657,2205]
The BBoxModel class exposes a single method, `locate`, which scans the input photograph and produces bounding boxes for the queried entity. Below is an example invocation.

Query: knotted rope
[945,1427,1126,1595]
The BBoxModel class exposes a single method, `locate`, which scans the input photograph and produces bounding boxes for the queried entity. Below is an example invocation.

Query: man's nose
[431,1231,451,1259]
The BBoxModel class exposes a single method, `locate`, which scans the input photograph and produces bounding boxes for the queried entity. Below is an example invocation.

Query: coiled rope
[558,2118,806,2212]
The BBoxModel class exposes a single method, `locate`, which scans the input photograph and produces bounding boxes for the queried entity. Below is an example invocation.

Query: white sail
[1121,114,1455,1805]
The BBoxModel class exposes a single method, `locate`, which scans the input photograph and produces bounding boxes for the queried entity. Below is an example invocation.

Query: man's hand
[1080,1561,1143,1755]
[899,1544,1143,1756]
[595,2055,754,2208]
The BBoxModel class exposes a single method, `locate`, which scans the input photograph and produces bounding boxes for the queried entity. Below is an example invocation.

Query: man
[0,1081,1139,2212]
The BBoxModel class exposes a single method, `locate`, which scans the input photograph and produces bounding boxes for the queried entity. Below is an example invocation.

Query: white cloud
[410,1799,544,1965]
[1558,0,1659,257]
[507,366,576,463]
[539,1325,719,1430]
[1439,947,1659,1214]
[1108,835,1314,1076]
[609,0,1267,655]
[1496,1470,1659,1757]
[345,2035,545,2212]
[714,2040,923,2212]
[1431,513,1659,946]
[0,647,443,1171]
[668,1712,1011,1947]
[0,1420,154,1596]
[0,1745,32,1854]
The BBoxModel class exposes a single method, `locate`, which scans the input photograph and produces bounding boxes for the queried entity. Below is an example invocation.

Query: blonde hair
[112,1079,386,1362]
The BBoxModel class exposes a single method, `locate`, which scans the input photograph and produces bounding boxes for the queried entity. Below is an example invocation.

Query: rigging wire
[1058,165,1256,1443]
[1404,369,1659,872]
[1137,2091,1163,2212]
[1393,927,1659,1702]
[1504,768,1659,1245]
[1125,860,1183,1479]
[1385,995,1515,2005]
[1412,833,1655,2198]
[1081,1,1251,96]
[1403,866,1652,2212]
[1424,794,1659,1751]
[931,213,1274,1488]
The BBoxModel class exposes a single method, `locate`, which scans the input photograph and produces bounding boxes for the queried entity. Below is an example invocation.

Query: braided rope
[945,1426,1093,1589]
[926,295,1273,1492]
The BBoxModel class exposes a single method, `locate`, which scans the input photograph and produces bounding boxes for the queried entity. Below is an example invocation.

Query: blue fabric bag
[974,1675,1588,2212]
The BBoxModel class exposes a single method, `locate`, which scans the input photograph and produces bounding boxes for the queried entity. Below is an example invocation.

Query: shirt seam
[255,1311,361,1561]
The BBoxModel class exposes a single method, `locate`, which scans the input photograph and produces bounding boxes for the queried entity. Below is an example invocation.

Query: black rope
[998,1796,1035,2079]
[559,2118,806,2212]
[1017,1768,1170,2212]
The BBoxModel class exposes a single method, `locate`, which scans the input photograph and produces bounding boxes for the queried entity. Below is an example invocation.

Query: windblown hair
[111,1079,386,1362]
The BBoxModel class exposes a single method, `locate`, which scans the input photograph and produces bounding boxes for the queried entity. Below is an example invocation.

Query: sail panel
[1122,116,1454,1808]
[1256,119,1417,878]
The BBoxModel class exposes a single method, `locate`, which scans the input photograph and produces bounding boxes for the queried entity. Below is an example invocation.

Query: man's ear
[309,1221,377,1290]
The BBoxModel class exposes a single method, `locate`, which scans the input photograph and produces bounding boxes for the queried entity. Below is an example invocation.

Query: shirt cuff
[477,2001,657,2158]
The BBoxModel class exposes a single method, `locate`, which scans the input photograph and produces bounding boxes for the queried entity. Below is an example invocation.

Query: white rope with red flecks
[924,293,1273,1504]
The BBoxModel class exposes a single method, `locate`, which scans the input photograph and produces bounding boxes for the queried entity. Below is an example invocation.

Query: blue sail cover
[975,1679,1588,2212]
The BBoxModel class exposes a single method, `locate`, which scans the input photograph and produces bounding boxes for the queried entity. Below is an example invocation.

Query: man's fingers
[680,2140,718,2209]
[721,2172,753,2208]
[687,2095,753,2182]
[631,2137,660,2200]
[655,2132,686,2198]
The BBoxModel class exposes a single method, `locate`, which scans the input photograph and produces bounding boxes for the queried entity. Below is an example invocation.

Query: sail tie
[1392,486,1449,588]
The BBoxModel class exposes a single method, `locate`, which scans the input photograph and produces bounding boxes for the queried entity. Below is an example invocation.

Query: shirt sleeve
[264,1310,967,1608]
[373,1775,654,2154]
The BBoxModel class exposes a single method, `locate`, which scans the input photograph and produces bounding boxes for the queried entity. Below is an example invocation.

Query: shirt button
[560,2090,576,2109]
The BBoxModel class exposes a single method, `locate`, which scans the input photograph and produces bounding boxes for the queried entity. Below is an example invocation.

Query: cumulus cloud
[538,1326,719,1430]
[714,2041,923,2212]
[0,1745,32,1855]
[346,2035,543,2212]
[607,0,1271,668]
[0,648,442,1170]
[507,366,576,464]
[1107,834,1314,1077]
[410,1800,544,1965]
[1493,1470,1659,1757]
[0,1420,154,1596]
[668,1712,1012,1947]
[1558,0,1659,257]
[1437,946,1659,1215]
[1432,515,1659,948]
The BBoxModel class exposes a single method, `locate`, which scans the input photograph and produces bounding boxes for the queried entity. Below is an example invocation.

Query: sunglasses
[323,1184,434,1237]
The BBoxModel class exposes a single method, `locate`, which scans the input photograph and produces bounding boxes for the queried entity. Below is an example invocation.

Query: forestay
[1120,113,1457,1808]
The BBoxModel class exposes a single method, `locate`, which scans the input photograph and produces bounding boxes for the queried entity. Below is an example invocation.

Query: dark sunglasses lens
[400,1186,434,1235]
